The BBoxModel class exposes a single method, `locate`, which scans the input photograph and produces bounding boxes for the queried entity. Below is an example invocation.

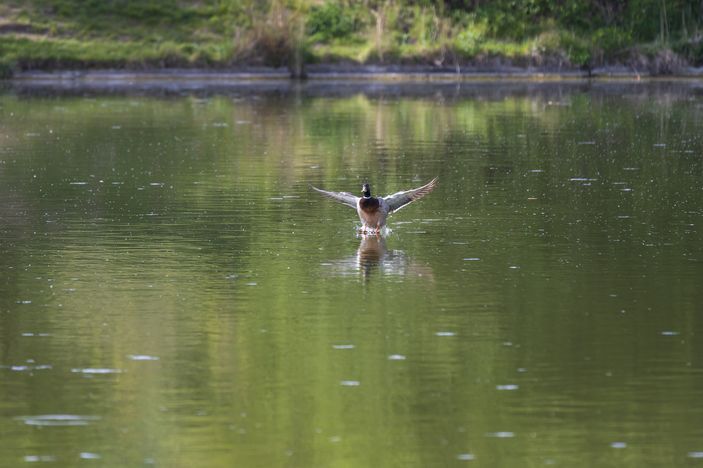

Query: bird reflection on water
[324,233,434,282]
[356,234,387,278]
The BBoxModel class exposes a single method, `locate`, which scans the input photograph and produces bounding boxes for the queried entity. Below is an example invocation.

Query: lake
[1,78,702,467]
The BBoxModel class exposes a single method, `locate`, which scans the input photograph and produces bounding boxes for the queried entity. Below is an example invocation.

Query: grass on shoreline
[0,1,700,78]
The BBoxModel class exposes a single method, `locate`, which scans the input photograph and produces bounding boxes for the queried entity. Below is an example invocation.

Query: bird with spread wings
[311,177,438,233]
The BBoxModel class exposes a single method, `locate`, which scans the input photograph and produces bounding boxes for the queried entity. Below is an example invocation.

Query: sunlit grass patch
[0,36,235,69]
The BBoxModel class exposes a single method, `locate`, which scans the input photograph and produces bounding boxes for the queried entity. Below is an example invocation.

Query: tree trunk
[289,18,307,80]
[371,8,385,62]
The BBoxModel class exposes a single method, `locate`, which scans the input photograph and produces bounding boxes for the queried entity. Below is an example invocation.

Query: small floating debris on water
[577,141,596,145]
[211,122,229,128]
[21,332,51,337]
[16,414,101,427]
[16,300,32,304]
[435,331,456,337]
[623,167,640,171]
[69,181,88,185]
[569,177,597,182]
[340,380,360,387]
[485,432,515,438]
[496,384,519,391]
[509,265,520,270]
[332,344,355,350]
[80,452,101,460]
[24,455,57,462]
[653,143,667,147]
[660,331,680,336]
[688,452,703,459]
[463,258,480,262]
[528,169,544,173]
[9,364,52,372]
[149,182,165,187]
[456,453,476,461]
[71,368,123,375]
[388,354,406,361]
[127,355,160,361]
[246,282,258,286]
[610,442,627,449]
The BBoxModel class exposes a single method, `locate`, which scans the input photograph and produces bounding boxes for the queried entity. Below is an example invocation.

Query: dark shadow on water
[4,77,703,101]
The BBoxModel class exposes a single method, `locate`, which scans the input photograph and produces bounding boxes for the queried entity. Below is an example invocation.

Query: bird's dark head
[362,183,371,198]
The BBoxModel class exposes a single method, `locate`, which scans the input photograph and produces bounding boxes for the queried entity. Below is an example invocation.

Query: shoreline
[7,64,703,99]
[10,63,703,83]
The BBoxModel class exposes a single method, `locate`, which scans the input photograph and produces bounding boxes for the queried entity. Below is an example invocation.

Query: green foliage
[307,2,361,42]
[0,0,702,73]
[453,23,485,57]
[473,0,552,40]
[557,32,591,67]
[592,27,630,55]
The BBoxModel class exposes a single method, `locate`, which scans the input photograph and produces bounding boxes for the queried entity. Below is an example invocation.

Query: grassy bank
[1,1,702,77]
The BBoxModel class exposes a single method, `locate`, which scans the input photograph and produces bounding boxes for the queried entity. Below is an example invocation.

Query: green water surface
[0,81,702,467]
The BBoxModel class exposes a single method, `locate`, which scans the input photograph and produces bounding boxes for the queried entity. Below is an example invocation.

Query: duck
[311,177,438,233]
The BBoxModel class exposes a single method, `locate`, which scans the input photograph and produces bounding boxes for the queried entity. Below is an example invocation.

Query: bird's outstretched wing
[382,177,438,213]
[310,185,359,209]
